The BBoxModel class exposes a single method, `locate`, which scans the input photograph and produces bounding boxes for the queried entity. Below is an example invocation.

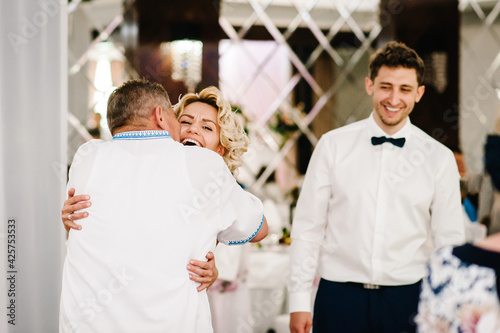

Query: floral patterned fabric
[416,244,500,332]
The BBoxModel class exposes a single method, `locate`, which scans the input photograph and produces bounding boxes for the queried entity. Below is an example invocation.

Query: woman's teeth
[182,139,201,147]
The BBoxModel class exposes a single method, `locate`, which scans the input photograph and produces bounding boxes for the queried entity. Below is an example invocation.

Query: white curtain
[1,0,67,331]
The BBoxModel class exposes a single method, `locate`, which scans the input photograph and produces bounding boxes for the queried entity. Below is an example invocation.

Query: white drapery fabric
[1,0,67,331]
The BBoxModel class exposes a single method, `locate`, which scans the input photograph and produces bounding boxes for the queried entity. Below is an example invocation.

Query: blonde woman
[61,86,258,291]
[175,87,255,331]
[175,86,248,174]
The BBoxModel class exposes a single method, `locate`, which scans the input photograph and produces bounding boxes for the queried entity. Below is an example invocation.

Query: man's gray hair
[107,79,173,134]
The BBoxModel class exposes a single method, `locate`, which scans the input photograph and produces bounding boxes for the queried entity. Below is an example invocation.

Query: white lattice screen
[67,0,500,184]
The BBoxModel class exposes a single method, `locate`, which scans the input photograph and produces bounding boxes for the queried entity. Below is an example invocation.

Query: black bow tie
[371,136,406,148]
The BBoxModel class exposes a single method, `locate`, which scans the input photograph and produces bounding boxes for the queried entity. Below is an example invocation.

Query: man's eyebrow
[379,81,414,89]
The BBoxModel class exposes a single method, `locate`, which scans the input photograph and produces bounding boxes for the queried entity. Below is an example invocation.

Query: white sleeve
[185,147,264,245]
[287,137,332,313]
[67,140,101,195]
[216,181,264,245]
[430,149,466,248]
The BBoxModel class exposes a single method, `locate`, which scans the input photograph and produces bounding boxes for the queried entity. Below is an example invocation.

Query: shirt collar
[367,111,412,139]
[113,130,172,141]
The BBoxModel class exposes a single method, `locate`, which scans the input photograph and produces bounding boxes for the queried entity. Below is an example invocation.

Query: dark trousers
[313,279,422,333]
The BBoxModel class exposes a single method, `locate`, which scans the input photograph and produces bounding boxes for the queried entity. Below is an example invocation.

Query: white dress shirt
[287,113,465,313]
[59,130,264,333]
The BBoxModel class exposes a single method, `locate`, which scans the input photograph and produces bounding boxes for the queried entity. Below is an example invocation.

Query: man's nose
[388,90,400,105]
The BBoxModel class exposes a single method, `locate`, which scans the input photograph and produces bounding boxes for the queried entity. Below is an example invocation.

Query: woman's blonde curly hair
[174,86,249,173]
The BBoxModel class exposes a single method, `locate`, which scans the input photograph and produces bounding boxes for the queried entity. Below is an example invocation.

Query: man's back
[60,132,263,332]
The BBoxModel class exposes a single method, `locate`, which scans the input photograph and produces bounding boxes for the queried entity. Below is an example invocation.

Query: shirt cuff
[288,291,313,313]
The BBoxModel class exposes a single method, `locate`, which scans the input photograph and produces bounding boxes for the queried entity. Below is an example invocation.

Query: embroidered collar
[113,130,172,140]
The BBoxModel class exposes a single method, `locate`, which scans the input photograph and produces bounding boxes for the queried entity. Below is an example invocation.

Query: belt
[347,282,384,290]
[337,280,422,290]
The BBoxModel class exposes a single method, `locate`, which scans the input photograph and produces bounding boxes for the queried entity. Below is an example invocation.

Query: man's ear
[216,144,226,157]
[415,85,425,103]
[154,106,168,130]
[365,77,374,96]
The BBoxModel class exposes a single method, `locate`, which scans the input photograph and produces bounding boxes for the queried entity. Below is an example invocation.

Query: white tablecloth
[247,246,290,333]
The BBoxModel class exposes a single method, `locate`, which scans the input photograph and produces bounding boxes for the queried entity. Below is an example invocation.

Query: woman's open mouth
[182,138,202,147]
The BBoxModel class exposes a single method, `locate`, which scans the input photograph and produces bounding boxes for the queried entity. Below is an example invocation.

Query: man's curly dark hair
[369,41,425,86]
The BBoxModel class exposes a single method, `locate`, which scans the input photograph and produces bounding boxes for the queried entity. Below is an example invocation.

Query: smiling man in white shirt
[288,41,465,333]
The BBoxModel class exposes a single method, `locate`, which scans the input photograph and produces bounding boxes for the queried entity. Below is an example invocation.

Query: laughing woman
[175,86,248,174]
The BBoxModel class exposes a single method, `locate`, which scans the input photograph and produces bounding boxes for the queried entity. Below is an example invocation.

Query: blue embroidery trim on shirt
[113,130,171,140]
[228,215,265,245]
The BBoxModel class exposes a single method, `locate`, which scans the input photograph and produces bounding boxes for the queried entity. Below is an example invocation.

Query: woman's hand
[61,188,91,232]
[187,252,219,292]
